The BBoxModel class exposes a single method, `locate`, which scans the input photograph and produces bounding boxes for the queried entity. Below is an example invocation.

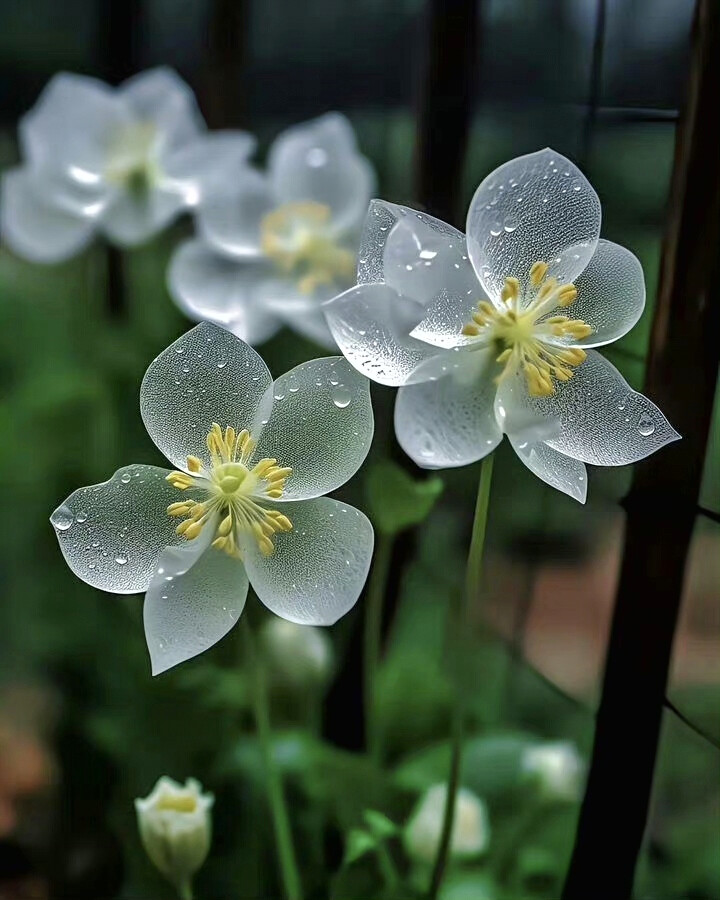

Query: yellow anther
[218,513,233,537]
[185,521,204,540]
[501,277,520,304]
[212,536,227,550]
[557,285,578,307]
[187,456,203,474]
[166,471,194,490]
[530,260,549,287]
[496,347,513,364]
[537,276,559,302]
[462,323,480,336]
[266,489,283,499]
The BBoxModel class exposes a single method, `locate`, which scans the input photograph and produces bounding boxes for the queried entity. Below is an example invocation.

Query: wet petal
[119,66,204,146]
[144,540,248,675]
[101,187,185,246]
[466,149,601,301]
[496,350,680,466]
[162,131,257,206]
[197,169,275,258]
[509,437,588,503]
[140,322,273,470]
[20,72,131,176]
[1,167,95,263]
[50,465,191,594]
[243,497,373,625]
[268,113,375,234]
[357,200,478,306]
[410,288,490,350]
[394,348,503,469]
[167,238,280,345]
[324,283,440,386]
[253,357,373,500]
[547,239,645,348]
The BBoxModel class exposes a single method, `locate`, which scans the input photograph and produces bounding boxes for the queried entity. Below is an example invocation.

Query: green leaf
[344,828,378,865]
[363,809,399,839]
[366,459,443,536]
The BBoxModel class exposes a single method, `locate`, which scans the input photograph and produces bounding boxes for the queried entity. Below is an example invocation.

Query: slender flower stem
[243,621,304,900]
[177,881,193,900]
[427,452,495,900]
[364,531,394,764]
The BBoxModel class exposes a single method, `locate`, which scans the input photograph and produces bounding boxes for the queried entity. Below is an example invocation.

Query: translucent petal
[547,239,645,349]
[1,168,95,263]
[50,464,191,594]
[253,356,373,500]
[356,200,478,307]
[19,72,131,176]
[101,187,185,246]
[496,350,681,466]
[509,436,588,503]
[144,540,248,675]
[268,113,375,234]
[466,149,601,300]
[167,238,281,344]
[140,322,273,470]
[119,67,204,146]
[324,283,440,386]
[394,348,503,469]
[161,131,257,207]
[197,169,274,258]
[243,497,373,625]
[410,289,489,350]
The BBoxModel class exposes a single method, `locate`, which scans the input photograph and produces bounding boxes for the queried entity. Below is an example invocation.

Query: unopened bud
[404,783,490,864]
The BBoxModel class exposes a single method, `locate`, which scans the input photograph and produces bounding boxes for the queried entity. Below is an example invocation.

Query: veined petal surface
[140,323,273,470]
[509,436,588,503]
[243,497,373,625]
[50,465,191,594]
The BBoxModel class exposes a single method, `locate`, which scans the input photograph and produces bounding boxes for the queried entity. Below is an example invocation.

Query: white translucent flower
[325,148,680,502]
[168,113,375,348]
[135,776,213,894]
[1,68,254,262]
[522,741,585,802]
[404,783,490,864]
[50,322,374,675]
[260,618,333,688]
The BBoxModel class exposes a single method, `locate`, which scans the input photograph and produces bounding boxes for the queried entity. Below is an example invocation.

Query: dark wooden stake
[562,1,720,897]
[415,0,479,226]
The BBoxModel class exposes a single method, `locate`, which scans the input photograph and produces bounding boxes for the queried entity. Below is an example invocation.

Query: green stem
[376,841,400,889]
[177,881,193,900]
[427,453,495,900]
[244,622,304,900]
[364,531,394,764]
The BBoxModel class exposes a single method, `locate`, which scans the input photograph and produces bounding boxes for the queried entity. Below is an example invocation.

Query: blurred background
[0,0,718,898]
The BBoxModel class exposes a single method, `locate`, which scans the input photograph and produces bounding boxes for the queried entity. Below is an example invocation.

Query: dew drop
[274,391,286,401]
[637,416,655,437]
[51,505,74,531]
[115,554,128,566]
[175,346,185,354]
[332,385,352,409]
[75,511,88,524]
[489,221,502,237]
[503,216,518,233]
[217,359,227,369]
[120,472,132,484]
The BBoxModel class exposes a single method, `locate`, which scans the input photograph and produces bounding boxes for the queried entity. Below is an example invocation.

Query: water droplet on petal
[332,385,352,409]
[120,472,132,484]
[52,505,74,531]
[637,416,655,437]
[75,511,88,523]
[115,554,128,565]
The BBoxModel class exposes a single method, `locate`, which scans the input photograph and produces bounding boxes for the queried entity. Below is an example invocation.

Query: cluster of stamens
[462,260,593,397]
[260,201,355,294]
[105,121,158,191]
[165,423,293,558]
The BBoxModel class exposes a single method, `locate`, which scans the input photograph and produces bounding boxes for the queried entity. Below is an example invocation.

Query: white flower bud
[135,776,213,896]
[522,741,585,802]
[260,619,333,688]
[404,783,490,865]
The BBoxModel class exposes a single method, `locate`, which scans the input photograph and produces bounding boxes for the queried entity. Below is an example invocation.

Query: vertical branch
[562,2,720,898]
[202,0,250,128]
[578,0,607,166]
[415,0,479,226]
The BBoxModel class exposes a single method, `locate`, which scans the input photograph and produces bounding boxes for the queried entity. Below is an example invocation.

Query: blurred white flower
[522,740,585,802]
[50,322,374,674]
[325,148,680,502]
[1,67,254,262]
[260,618,333,688]
[135,776,213,896]
[168,113,375,348]
[404,783,490,864]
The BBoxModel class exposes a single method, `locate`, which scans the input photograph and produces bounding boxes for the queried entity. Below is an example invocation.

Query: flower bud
[260,619,333,688]
[404,783,490,864]
[135,777,213,895]
[522,741,585,801]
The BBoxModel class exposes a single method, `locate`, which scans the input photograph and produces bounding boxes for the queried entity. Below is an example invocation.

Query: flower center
[165,423,293,558]
[260,201,356,294]
[462,260,593,397]
[155,794,198,814]
[105,121,158,191]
